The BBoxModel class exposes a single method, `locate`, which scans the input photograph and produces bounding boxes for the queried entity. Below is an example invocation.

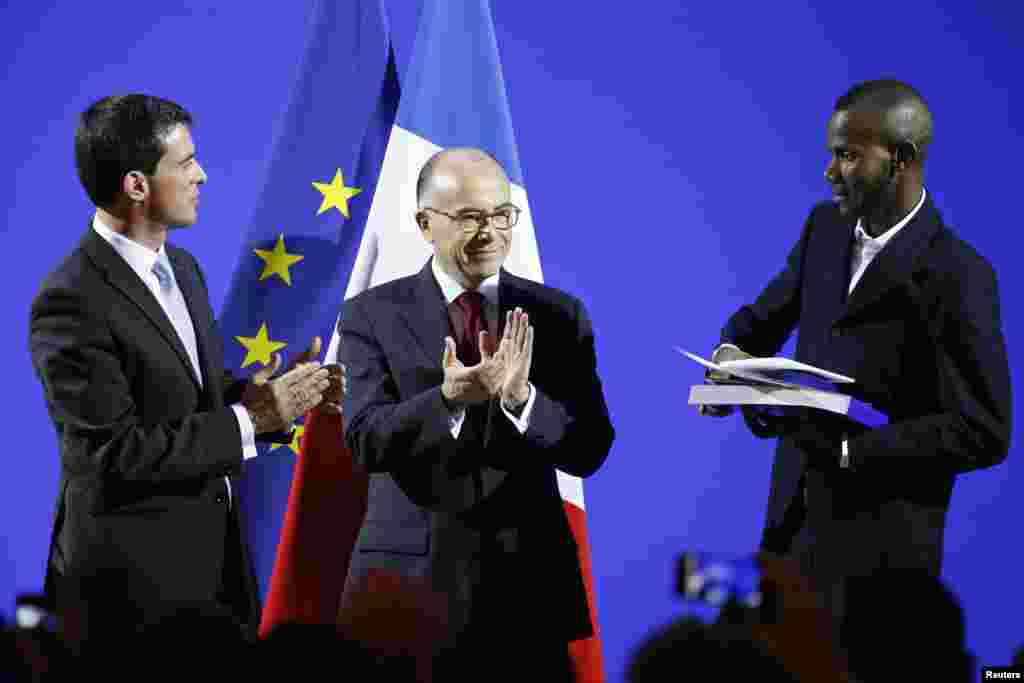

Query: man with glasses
[337,147,614,680]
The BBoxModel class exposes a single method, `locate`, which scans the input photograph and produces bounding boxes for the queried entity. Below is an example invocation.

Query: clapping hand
[288,336,346,415]
[240,353,330,434]
[440,331,506,407]
[319,363,346,415]
[496,308,533,411]
[439,308,535,411]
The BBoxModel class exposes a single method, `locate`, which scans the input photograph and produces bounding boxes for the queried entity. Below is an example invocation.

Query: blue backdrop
[3,1,1021,678]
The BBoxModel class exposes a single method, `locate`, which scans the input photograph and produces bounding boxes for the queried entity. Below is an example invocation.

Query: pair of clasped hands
[235,307,533,435]
[239,336,346,435]
[440,308,534,412]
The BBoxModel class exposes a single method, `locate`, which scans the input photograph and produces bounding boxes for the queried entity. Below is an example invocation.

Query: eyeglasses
[421,204,521,233]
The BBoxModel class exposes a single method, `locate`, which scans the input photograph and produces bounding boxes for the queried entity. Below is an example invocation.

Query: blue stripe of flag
[396,0,524,186]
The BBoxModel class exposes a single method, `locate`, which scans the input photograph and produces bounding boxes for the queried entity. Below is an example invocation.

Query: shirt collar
[853,187,927,248]
[92,213,171,283]
[431,256,500,308]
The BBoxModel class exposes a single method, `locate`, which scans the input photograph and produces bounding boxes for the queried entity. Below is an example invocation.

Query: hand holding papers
[681,348,887,428]
[694,345,760,416]
[681,348,854,386]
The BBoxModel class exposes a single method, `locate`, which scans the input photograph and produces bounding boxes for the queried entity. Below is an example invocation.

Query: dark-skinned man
[700,80,1011,625]
[338,147,614,680]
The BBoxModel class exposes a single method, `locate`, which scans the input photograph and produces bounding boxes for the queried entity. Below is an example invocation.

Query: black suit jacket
[338,261,614,643]
[722,197,1011,579]
[29,226,260,625]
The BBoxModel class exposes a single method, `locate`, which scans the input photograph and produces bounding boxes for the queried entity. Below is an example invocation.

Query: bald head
[416,147,509,207]
[835,80,933,164]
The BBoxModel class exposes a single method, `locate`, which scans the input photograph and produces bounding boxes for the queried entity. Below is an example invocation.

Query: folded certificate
[687,384,887,427]
[675,348,854,385]
[679,348,887,427]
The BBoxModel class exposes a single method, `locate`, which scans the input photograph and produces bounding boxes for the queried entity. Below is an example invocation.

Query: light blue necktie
[152,257,233,503]
[151,257,203,388]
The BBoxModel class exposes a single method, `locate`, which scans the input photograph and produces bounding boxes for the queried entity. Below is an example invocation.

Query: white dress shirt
[848,188,927,294]
[431,258,536,438]
[91,215,258,504]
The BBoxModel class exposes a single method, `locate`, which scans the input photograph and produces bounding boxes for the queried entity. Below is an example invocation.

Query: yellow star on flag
[270,423,305,455]
[254,234,305,286]
[235,323,288,368]
[312,168,362,218]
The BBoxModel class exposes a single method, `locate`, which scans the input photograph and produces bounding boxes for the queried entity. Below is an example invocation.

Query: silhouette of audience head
[628,617,798,682]
[841,569,973,682]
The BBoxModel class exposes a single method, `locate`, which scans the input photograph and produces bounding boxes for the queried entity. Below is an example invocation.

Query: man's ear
[122,171,149,203]
[416,211,432,239]
[895,140,918,166]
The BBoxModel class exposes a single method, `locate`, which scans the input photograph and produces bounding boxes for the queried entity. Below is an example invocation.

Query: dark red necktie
[449,290,487,365]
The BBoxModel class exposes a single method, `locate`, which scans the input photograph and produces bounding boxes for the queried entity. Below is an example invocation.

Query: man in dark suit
[338,147,614,679]
[29,95,339,640]
[702,80,1011,622]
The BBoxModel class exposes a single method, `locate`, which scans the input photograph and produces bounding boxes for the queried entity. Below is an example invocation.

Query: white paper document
[687,383,853,415]
[679,347,886,425]
[674,348,855,385]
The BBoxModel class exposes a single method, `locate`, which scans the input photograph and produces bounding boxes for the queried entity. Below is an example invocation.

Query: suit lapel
[841,197,941,322]
[169,247,220,402]
[497,269,532,341]
[80,227,203,390]
[396,259,453,367]
[820,211,857,312]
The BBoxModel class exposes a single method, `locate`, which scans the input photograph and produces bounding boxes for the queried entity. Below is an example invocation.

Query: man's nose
[824,157,839,183]
[473,221,496,239]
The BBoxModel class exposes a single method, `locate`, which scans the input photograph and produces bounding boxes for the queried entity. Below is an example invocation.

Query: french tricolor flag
[262,2,604,679]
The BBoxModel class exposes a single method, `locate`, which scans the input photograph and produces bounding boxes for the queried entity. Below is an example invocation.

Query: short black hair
[835,79,933,162]
[75,94,193,207]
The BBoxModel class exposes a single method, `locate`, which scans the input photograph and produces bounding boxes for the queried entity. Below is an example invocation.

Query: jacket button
[215,493,227,505]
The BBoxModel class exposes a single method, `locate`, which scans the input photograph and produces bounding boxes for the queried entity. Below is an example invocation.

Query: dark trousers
[434,544,575,682]
[215,510,257,639]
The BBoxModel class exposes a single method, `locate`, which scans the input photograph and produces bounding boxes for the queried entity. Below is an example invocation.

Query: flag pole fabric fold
[259,410,366,635]
[212,0,398,635]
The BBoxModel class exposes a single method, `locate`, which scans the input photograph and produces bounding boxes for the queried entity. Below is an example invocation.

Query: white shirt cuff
[449,405,467,439]
[231,404,259,460]
[840,438,850,469]
[447,383,536,438]
[501,383,535,435]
